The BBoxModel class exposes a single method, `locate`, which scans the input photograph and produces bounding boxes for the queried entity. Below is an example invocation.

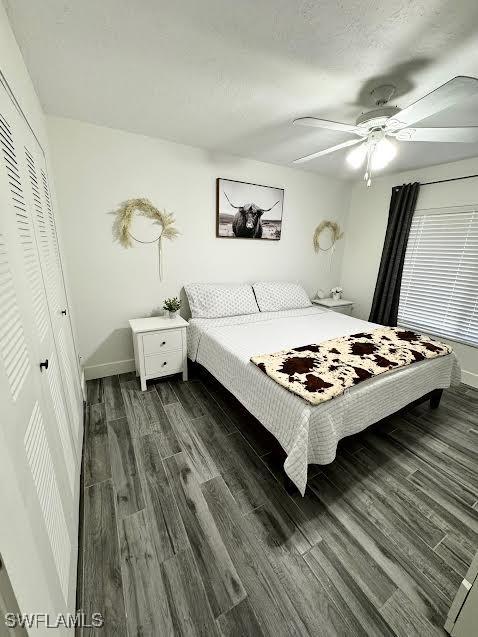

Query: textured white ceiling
[5,0,478,179]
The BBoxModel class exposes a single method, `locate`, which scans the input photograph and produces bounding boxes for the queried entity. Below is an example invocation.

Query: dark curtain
[369,182,420,326]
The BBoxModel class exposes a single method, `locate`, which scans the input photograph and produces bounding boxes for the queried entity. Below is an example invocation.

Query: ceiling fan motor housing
[356,107,401,129]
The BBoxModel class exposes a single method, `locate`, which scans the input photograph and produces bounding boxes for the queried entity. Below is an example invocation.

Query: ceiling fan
[293,76,478,186]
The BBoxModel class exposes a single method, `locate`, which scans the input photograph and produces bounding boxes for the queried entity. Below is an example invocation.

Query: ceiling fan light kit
[293,76,478,186]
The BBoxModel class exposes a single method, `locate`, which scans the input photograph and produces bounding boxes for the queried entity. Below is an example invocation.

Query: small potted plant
[330,286,343,301]
[163,297,181,319]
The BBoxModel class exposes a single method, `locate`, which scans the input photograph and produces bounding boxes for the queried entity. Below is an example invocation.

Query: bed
[187,305,461,495]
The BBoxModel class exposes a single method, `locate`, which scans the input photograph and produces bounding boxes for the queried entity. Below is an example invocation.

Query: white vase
[332,292,341,301]
[169,310,178,319]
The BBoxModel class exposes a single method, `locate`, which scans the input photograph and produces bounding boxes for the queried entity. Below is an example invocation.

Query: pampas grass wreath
[113,198,180,279]
[313,220,343,253]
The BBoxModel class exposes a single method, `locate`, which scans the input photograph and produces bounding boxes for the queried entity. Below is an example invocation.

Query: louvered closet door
[23,141,83,454]
[0,82,78,626]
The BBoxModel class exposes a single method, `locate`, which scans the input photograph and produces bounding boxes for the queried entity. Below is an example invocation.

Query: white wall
[341,157,478,387]
[47,116,352,379]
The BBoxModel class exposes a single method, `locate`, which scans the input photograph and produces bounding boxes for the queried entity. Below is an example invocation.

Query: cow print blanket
[250,327,451,405]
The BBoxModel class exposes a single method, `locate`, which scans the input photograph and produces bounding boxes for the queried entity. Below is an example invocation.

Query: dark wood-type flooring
[79,369,478,636]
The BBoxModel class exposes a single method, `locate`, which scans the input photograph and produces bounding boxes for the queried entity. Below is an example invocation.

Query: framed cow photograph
[216,178,284,240]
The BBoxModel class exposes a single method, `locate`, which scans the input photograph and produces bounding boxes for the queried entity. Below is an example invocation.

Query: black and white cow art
[224,191,280,238]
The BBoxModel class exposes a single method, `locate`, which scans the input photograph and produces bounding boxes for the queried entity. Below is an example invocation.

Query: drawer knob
[162,361,167,366]
[161,341,166,346]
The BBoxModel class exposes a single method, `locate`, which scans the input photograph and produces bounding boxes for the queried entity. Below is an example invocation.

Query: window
[398,205,478,347]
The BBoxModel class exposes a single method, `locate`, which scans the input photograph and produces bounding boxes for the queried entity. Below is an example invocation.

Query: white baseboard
[462,369,478,389]
[84,358,136,380]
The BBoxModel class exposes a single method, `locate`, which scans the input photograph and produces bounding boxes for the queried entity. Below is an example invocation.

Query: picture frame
[216,177,284,240]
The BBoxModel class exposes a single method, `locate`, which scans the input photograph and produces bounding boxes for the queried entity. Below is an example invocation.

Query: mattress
[188,306,461,495]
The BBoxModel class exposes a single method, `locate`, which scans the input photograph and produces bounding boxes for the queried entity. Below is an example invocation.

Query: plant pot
[169,310,178,319]
[332,292,341,301]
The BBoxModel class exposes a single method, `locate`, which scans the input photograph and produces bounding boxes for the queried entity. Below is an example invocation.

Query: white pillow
[253,281,311,312]
[185,283,259,318]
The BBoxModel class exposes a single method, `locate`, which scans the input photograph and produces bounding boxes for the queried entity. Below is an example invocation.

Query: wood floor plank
[164,452,246,617]
[84,403,111,487]
[435,533,473,578]
[121,380,182,455]
[280,491,396,608]
[164,403,220,482]
[108,417,144,517]
[353,443,478,562]
[121,379,152,436]
[83,480,127,637]
[388,421,478,494]
[185,380,237,435]
[319,458,462,605]
[137,433,188,563]
[190,417,265,512]
[160,548,220,636]
[170,378,208,418]
[80,378,477,636]
[244,497,317,556]
[407,469,478,536]
[119,509,174,636]
[202,380,276,455]
[380,589,446,637]
[408,406,478,451]
[251,449,321,494]
[304,541,395,637]
[348,447,447,549]
[191,414,322,550]
[154,379,179,405]
[368,431,478,509]
[86,377,104,405]
[202,476,309,637]
[104,374,126,421]
[118,371,137,385]
[245,506,362,637]
[217,598,265,637]
[306,474,453,628]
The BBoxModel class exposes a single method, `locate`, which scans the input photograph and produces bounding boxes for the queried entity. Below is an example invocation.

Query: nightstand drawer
[142,329,182,354]
[144,350,183,376]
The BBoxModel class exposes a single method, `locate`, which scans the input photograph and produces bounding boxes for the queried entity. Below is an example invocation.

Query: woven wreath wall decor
[114,198,179,280]
[313,220,343,272]
[313,220,343,253]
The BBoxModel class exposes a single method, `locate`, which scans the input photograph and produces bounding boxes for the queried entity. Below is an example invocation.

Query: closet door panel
[25,143,82,451]
[40,159,83,447]
[0,82,78,619]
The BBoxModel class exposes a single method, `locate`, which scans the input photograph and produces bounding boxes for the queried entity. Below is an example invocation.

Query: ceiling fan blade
[293,117,365,136]
[385,76,478,131]
[394,127,478,143]
[293,138,362,164]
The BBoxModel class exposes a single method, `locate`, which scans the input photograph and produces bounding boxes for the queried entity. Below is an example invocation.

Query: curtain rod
[420,173,478,187]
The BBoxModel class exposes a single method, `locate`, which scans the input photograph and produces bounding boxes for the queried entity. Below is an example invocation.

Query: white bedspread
[188,307,461,495]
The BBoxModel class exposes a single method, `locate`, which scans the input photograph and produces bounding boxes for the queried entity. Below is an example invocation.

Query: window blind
[398,205,478,347]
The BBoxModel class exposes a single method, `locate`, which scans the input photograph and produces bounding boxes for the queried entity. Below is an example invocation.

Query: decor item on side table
[129,315,188,391]
[114,198,179,280]
[216,178,284,240]
[163,296,181,319]
[330,286,343,301]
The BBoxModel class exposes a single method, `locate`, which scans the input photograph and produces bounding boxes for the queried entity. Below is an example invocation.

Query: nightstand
[129,316,188,391]
[312,297,354,315]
